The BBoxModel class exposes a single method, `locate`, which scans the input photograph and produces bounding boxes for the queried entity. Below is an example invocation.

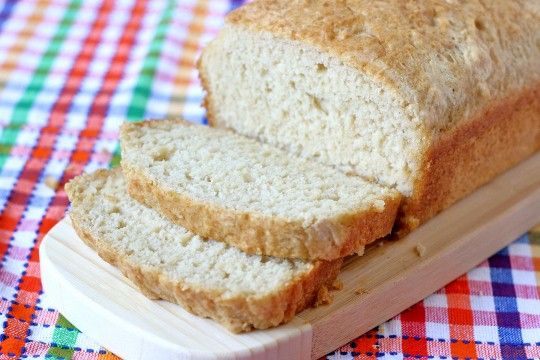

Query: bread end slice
[125,163,400,260]
[66,169,342,332]
[120,119,400,260]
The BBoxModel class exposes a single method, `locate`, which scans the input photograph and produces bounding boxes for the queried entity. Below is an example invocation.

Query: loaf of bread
[120,119,400,260]
[199,0,540,235]
[65,169,342,333]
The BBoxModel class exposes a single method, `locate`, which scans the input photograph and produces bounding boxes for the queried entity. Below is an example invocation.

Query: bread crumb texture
[355,245,365,256]
[355,287,368,295]
[44,176,58,190]
[315,285,332,306]
[415,243,427,257]
[331,279,344,291]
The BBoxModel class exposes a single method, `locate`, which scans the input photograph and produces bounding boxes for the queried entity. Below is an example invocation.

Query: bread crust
[396,84,540,236]
[122,157,400,260]
[66,169,343,333]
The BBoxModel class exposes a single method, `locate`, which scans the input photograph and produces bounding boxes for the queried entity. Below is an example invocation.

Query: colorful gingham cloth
[0,1,538,359]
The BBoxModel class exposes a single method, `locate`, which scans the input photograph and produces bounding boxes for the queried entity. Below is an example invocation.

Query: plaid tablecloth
[0,1,539,359]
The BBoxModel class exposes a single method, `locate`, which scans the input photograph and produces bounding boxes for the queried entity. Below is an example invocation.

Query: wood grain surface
[40,152,540,359]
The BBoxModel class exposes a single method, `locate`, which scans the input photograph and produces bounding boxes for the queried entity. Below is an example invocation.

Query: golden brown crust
[121,158,400,261]
[66,169,343,333]
[396,84,540,236]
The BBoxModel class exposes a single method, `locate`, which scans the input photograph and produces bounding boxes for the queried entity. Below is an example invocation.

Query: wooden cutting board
[39,153,540,360]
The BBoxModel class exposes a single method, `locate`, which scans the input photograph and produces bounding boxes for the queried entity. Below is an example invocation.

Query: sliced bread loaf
[65,169,342,333]
[198,0,540,236]
[120,119,400,260]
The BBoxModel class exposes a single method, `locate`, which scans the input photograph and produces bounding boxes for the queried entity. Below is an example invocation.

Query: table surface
[0,1,538,359]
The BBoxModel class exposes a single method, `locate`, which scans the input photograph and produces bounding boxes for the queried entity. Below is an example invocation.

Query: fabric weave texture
[0,1,538,359]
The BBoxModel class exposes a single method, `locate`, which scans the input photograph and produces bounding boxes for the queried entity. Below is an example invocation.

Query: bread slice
[65,169,342,333]
[198,0,540,236]
[120,119,400,260]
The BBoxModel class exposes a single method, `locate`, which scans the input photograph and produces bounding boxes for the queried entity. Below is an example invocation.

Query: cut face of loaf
[201,25,423,196]
[65,169,342,333]
[199,0,540,235]
[120,120,400,260]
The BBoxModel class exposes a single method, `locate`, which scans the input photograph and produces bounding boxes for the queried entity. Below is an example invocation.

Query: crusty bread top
[226,0,540,134]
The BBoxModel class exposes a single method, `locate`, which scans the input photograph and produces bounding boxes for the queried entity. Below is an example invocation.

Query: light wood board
[40,153,540,360]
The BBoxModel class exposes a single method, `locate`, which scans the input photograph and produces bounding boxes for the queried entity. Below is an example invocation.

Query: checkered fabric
[0,1,538,359]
